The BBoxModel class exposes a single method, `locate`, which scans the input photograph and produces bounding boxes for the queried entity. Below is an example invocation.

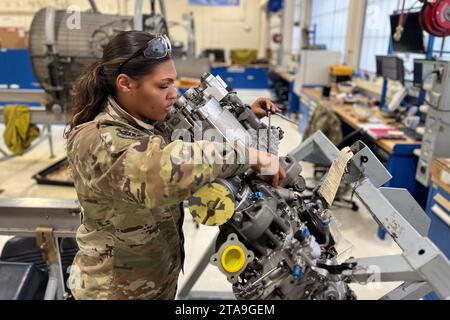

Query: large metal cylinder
[29,8,132,99]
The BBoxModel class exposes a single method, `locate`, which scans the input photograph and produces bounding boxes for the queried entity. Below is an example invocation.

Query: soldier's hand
[251,97,281,119]
[248,148,286,187]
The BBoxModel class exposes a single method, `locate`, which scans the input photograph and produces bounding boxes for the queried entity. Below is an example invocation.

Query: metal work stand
[176,240,229,300]
[292,133,450,299]
[0,198,81,300]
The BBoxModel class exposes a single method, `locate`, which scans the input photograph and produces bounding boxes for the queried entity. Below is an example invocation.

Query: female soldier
[65,31,284,300]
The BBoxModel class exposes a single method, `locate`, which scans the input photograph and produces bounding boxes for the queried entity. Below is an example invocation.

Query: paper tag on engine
[318,147,354,206]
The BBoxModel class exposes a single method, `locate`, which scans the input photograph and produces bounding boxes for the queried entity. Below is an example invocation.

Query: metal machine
[1,73,450,299]
[25,1,205,113]
[0,1,170,161]
[415,59,450,186]
[166,73,450,300]
[28,1,168,113]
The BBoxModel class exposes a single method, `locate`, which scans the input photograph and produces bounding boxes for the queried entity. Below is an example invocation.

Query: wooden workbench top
[278,72,295,83]
[431,158,450,194]
[174,77,201,89]
[269,67,295,83]
[302,88,421,154]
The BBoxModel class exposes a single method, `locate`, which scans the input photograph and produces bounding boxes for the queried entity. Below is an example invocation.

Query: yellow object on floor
[3,105,40,155]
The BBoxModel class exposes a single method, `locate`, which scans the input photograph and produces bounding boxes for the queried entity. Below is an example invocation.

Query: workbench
[300,87,429,208]
[174,77,201,95]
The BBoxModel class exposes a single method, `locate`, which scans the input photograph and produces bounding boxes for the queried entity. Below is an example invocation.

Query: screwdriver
[274,112,298,125]
[267,110,271,153]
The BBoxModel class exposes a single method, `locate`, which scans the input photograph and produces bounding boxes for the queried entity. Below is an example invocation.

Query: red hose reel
[419,0,450,37]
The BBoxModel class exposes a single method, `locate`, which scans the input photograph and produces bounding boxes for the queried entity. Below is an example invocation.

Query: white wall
[0,0,122,29]
[268,10,282,65]
[0,0,264,60]
[162,0,263,59]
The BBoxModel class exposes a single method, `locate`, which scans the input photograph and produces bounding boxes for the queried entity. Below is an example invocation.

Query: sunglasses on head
[117,34,172,76]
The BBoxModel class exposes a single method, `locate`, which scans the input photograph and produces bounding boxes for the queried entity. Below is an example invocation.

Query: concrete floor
[0,89,402,300]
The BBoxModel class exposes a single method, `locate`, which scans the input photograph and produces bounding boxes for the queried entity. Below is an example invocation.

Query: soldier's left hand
[251,97,281,119]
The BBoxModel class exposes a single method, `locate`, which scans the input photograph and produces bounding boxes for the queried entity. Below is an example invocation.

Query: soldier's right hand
[248,148,286,187]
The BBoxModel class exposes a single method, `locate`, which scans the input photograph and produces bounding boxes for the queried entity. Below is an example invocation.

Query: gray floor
[0,90,402,299]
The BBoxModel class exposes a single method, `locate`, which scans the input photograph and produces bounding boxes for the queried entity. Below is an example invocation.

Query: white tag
[441,171,450,186]
[318,147,354,206]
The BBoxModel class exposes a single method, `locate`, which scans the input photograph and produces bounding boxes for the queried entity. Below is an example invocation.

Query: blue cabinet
[424,182,450,299]
[0,49,42,106]
[425,184,450,258]
[210,65,271,89]
[0,49,41,89]
[288,82,299,114]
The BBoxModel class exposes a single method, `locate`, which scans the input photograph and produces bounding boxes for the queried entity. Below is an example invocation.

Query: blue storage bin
[0,49,41,89]
[211,65,271,89]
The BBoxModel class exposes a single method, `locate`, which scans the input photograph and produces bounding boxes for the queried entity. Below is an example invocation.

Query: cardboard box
[0,27,28,49]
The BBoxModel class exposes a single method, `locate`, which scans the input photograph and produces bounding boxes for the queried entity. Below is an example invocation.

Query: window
[311,0,350,55]
[359,0,438,74]
[359,0,400,73]
[433,37,450,60]
[291,0,302,54]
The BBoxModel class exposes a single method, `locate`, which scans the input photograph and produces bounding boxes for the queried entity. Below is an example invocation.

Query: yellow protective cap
[221,245,246,273]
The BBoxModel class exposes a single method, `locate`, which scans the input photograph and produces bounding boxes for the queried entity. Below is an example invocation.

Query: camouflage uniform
[303,103,343,145]
[66,96,248,300]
